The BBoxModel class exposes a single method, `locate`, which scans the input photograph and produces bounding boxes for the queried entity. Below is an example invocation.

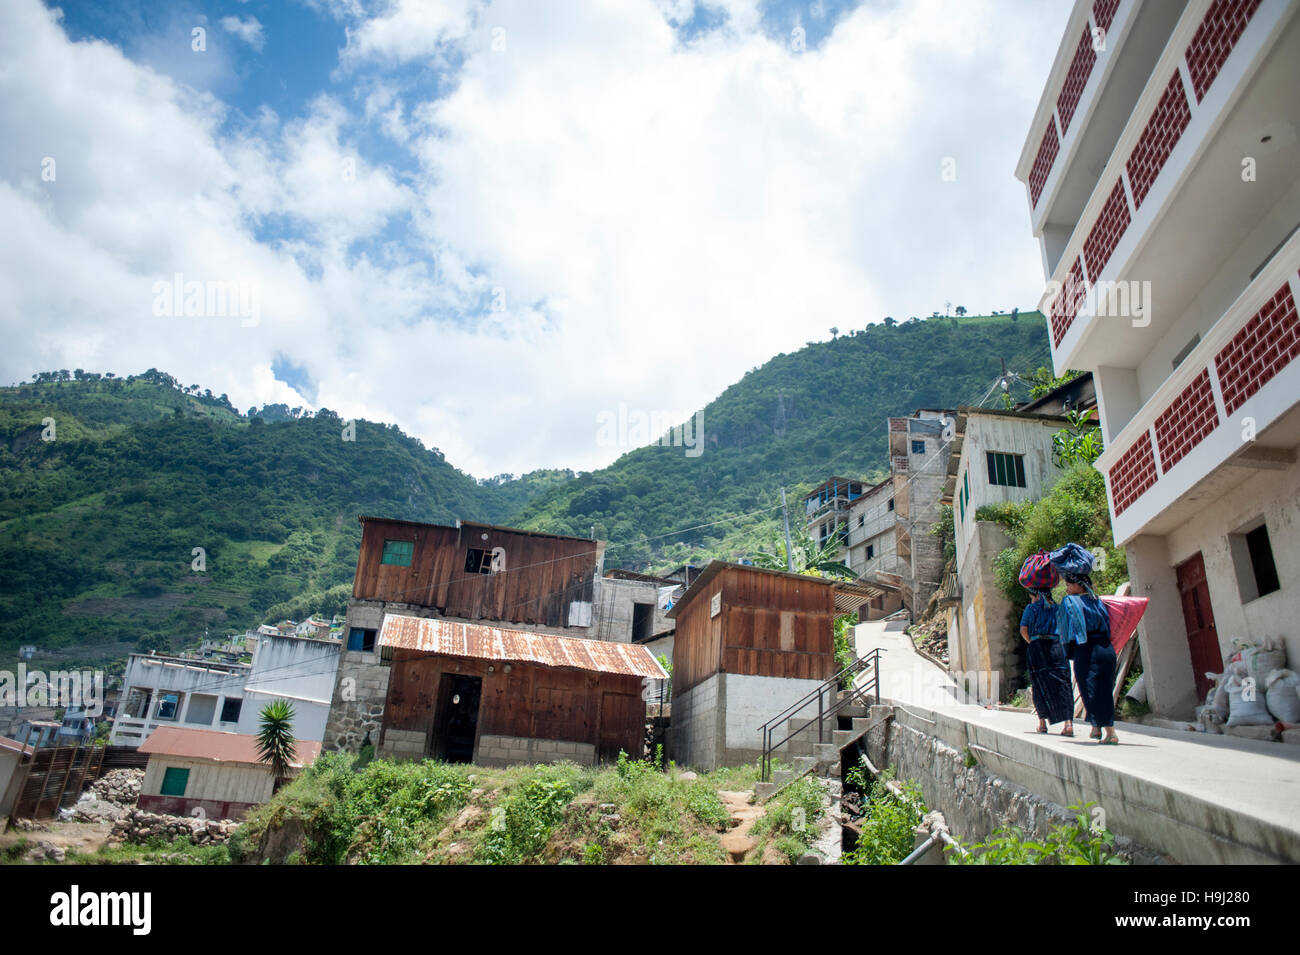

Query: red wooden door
[1176,553,1222,700]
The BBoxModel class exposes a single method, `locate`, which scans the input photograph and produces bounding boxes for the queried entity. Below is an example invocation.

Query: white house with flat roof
[1017,0,1300,716]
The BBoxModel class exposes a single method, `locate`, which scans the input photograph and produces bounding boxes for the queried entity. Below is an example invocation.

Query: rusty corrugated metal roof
[379,614,668,679]
[139,726,320,768]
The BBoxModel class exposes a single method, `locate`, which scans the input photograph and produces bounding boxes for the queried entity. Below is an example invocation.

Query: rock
[796,851,823,865]
[677,771,698,781]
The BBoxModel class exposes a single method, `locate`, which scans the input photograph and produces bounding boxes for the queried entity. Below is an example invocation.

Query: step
[772,769,794,787]
[754,781,777,800]
[814,743,839,764]
[783,738,814,757]
[791,756,818,777]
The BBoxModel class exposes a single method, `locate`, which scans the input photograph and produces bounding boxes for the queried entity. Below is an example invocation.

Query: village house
[803,477,866,552]
[137,726,321,820]
[843,479,906,619]
[378,615,665,765]
[109,633,340,748]
[324,516,665,761]
[1016,0,1300,716]
[941,406,1074,691]
[666,561,874,771]
[887,410,956,615]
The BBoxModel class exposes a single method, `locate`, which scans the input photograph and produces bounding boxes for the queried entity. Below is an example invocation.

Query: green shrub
[950,802,1128,865]
[752,776,824,862]
[842,769,927,865]
[477,767,576,865]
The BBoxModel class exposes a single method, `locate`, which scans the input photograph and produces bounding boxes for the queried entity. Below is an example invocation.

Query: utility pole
[780,487,796,573]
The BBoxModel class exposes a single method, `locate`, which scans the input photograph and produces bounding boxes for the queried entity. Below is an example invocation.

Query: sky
[0,0,1070,478]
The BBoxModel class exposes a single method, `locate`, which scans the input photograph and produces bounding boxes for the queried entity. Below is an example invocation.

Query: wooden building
[376,615,666,765]
[137,727,320,820]
[666,562,873,770]
[324,518,611,754]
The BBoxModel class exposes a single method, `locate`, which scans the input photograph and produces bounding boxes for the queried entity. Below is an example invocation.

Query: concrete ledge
[476,734,596,767]
[882,698,1300,864]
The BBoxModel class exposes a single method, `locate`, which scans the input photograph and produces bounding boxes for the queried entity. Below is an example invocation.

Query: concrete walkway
[851,618,1300,863]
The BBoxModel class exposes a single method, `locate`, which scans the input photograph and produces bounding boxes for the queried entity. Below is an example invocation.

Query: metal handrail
[758,649,883,782]
[757,648,882,738]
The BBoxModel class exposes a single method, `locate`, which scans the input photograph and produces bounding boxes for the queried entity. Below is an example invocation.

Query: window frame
[986,451,1026,488]
[380,538,414,567]
[160,766,190,797]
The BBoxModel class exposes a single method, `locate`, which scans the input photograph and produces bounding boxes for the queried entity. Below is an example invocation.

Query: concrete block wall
[668,673,722,771]
[476,734,596,767]
[380,728,426,761]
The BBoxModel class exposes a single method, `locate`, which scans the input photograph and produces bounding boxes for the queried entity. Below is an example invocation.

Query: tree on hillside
[749,524,855,580]
[257,699,298,792]
[955,306,967,317]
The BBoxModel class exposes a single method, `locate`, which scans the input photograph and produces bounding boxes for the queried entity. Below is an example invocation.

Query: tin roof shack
[326,518,608,753]
[137,727,321,820]
[377,615,667,765]
[665,562,871,771]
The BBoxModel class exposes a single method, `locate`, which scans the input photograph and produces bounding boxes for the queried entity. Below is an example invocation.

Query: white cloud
[220,15,265,51]
[0,0,1069,479]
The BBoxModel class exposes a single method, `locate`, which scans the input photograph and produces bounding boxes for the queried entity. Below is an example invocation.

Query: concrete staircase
[754,696,875,801]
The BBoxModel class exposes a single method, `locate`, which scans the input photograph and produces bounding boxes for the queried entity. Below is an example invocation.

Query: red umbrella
[1100,595,1148,653]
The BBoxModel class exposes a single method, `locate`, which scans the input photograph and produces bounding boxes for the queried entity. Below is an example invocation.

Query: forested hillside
[0,371,561,666]
[0,313,1050,666]
[515,313,1052,568]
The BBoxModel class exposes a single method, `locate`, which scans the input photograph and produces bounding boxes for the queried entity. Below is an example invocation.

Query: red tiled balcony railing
[1057,29,1099,136]
[1100,248,1300,525]
[1185,0,1263,102]
[1042,0,1265,351]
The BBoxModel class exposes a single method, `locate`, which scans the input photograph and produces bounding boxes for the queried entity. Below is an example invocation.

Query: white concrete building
[1017,0,1300,716]
[942,408,1071,686]
[111,634,341,748]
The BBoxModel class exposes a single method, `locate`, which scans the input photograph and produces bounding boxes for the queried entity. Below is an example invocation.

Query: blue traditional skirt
[1026,636,1073,725]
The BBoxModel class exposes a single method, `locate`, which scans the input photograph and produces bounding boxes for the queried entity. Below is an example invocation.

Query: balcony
[1094,232,1300,545]
[1038,0,1300,376]
[1019,0,1189,277]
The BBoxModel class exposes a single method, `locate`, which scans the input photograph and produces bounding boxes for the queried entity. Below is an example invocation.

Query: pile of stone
[66,768,143,824]
[110,808,240,846]
[24,839,66,863]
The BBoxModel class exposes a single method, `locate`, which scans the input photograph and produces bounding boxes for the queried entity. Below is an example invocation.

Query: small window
[632,602,655,643]
[123,688,150,719]
[347,628,377,652]
[154,692,183,721]
[186,694,217,726]
[219,698,243,723]
[858,514,864,527]
[160,767,189,797]
[1232,522,1280,602]
[465,548,501,574]
[887,498,894,511]
[986,452,1026,488]
[911,440,926,454]
[381,539,414,566]
[866,544,875,560]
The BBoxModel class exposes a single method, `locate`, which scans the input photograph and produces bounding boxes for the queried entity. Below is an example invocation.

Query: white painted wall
[723,673,825,752]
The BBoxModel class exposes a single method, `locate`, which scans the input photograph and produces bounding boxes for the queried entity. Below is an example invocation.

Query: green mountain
[0,369,561,667]
[0,313,1050,667]
[514,313,1052,568]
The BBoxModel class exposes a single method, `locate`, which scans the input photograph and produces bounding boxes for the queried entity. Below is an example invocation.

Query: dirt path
[718,790,763,864]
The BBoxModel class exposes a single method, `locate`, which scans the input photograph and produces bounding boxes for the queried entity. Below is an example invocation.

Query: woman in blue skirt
[1017,553,1074,736]
[1058,572,1118,744]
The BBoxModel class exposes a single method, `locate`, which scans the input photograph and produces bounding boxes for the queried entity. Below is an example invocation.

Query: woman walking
[1017,553,1073,736]
[1052,544,1118,744]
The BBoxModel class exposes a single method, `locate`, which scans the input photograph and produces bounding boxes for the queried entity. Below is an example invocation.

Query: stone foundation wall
[475,734,596,766]
[863,704,1166,864]
[322,649,390,752]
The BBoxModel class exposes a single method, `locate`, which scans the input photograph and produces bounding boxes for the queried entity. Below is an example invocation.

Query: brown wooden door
[598,692,641,762]
[1176,553,1222,700]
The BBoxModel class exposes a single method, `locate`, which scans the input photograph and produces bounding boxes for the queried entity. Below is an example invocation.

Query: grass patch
[749,775,825,864]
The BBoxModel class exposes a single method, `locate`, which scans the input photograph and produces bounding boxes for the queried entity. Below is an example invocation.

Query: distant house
[11,720,60,749]
[666,562,874,770]
[110,633,340,749]
[844,478,905,618]
[325,517,608,754]
[803,477,866,551]
[886,410,956,614]
[378,614,666,765]
[138,726,321,820]
[942,406,1070,690]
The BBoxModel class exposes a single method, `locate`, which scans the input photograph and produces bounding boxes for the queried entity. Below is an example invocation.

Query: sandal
[1100,735,1119,745]
[1060,726,1074,737]
[1090,727,1102,740]
[1036,723,1048,734]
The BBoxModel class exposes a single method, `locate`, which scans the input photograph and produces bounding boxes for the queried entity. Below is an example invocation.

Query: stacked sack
[1198,637,1300,740]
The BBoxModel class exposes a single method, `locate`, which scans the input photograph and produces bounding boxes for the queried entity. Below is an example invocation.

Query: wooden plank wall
[352,521,601,630]
[672,566,837,694]
[383,651,645,760]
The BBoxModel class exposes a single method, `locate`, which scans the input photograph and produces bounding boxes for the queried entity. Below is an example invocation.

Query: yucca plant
[256,699,298,790]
